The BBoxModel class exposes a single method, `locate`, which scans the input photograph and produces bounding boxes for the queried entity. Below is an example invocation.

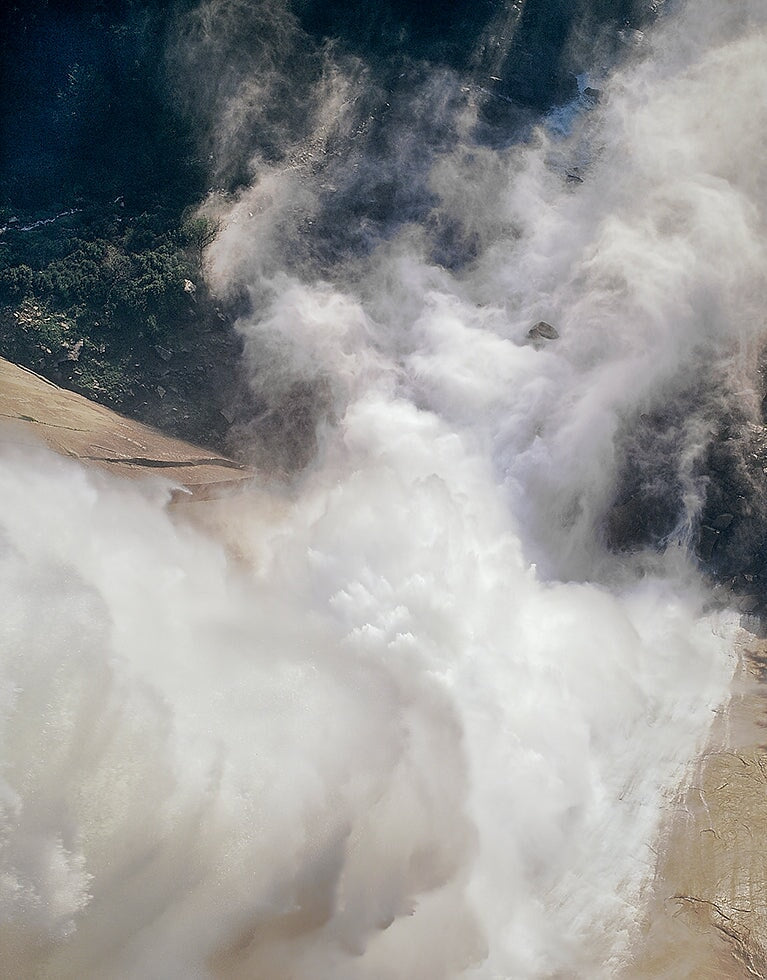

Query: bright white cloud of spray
[2,0,766,976]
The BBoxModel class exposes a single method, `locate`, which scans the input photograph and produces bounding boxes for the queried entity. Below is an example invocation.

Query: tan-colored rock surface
[627,633,767,979]
[0,357,251,498]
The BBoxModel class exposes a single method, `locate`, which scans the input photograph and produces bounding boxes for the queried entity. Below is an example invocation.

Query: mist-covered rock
[2,2,767,974]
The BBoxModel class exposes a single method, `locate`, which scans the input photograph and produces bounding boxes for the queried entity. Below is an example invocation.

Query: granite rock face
[605,360,767,619]
[628,635,767,979]
[0,358,252,499]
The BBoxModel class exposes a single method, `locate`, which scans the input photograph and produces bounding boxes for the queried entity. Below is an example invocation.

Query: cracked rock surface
[627,634,767,979]
[0,357,251,497]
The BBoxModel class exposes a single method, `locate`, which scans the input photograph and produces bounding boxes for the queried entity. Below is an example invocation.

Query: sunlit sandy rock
[627,633,767,979]
[0,357,251,499]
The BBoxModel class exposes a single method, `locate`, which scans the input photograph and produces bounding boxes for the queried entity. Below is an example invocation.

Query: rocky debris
[527,320,559,342]
[65,339,83,362]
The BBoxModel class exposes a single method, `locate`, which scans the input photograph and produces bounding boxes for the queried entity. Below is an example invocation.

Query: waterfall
[2,0,765,975]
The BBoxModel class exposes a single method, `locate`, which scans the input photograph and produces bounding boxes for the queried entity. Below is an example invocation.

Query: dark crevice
[84,455,247,470]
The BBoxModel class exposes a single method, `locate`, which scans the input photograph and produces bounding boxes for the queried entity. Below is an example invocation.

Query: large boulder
[527,319,560,342]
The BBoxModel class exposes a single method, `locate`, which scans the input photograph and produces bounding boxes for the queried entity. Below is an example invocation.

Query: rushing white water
[2,0,766,976]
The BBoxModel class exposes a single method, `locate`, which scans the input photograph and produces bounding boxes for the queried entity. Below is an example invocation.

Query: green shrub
[0,264,34,299]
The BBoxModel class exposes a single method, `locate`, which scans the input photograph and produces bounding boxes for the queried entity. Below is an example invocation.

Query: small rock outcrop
[527,320,560,342]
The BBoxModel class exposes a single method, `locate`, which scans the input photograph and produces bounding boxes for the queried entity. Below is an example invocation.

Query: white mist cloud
[3,0,766,977]
[0,425,736,979]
